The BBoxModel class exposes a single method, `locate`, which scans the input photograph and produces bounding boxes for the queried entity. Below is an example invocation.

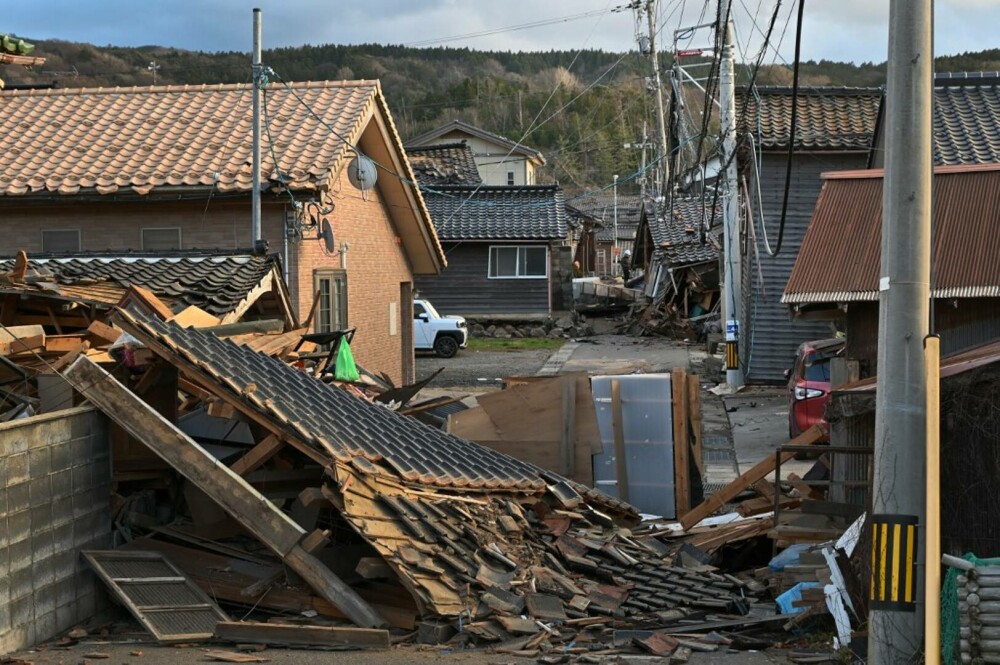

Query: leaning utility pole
[717,0,743,388]
[868,0,933,662]
[646,0,670,197]
[251,8,263,244]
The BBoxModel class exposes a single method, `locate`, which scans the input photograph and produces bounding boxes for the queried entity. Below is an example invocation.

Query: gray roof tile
[405,142,482,187]
[644,197,720,267]
[423,185,568,241]
[933,77,1000,165]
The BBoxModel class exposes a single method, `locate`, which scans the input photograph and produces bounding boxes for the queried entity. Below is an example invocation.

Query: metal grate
[84,550,228,642]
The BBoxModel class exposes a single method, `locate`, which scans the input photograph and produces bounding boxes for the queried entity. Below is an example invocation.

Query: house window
[142,227,182,251]
[488,246,547,279]
[41,229,80,253]
[314,271,348,333]
[507,170,515,186]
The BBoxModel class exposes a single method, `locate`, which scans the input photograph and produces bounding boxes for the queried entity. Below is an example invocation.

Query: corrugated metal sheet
[785,163,1000,304]
[741,154,861,383]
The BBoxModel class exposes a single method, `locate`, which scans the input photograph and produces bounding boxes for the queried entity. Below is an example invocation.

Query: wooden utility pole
[868,0,933,662]
[251,8,263,244]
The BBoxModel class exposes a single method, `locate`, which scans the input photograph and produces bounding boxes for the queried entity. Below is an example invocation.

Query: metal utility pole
[646,0,670,197]
[868,0,933,662]
[147,60,160,84]
[718,0,743,388]
[251,8,263,244]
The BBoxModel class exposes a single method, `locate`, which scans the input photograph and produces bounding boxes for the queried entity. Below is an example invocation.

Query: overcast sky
[9,1,999,65]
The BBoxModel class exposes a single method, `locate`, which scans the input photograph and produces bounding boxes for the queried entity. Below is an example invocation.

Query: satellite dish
[347,154,378,191]
[320,218,335,254]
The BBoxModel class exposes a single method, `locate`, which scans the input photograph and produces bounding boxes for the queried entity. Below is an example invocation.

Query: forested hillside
[3,39,999,189]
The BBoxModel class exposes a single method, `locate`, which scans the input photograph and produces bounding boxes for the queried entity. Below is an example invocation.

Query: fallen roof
[115,308,547,491]
[405,142,482,187]
[407,119,545,164]
[783,163,1000,304]
[642,197,720,267]
[0,250,287,318]
[423,185,568,241]
[737,86,882,151]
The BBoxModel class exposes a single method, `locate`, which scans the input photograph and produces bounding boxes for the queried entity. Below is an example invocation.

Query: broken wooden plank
[561,376,577,478]
[230,434,285,476]
[64,356,385,629]
[687,374,703,479]
[204,651,269,663]
[679,424,826,531]
[214,621,389,649]
[356,558,394,580]
[610,378,629,504]
[672,367,691,517]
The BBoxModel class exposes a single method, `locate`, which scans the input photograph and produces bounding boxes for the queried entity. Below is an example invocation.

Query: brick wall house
[0,81,444,384]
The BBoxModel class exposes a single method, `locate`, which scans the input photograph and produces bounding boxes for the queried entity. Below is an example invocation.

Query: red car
[786,338,846,439]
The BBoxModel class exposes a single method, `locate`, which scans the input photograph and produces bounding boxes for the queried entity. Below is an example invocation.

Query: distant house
[784,164,1000,377]
[569,193,644,277]
[0,80,445,384]
[405,142,483,187]
[737,86,883,383]
[407,120,546,187]
[414,185,572,319]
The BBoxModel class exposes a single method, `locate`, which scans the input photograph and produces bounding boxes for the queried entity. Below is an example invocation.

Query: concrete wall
[0,407,111,656]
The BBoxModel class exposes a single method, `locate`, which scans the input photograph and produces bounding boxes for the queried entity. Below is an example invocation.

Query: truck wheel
[433,335,459,358]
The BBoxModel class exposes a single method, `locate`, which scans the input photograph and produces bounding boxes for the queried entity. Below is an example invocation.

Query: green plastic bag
[334,339,360,382]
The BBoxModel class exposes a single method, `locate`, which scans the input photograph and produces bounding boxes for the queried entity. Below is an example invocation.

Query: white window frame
[141,227,182,251]
[314,270,349,333]
[506,170,515,186]
[41,229,81,253]
[488,245,548,280]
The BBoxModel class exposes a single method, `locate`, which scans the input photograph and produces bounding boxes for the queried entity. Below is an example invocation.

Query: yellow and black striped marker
[870,514,918,611]
[725,341,739,370]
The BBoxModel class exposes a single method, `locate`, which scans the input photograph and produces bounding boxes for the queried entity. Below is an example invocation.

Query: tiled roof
[405,142,482,187]
[423,185,568,241]
[784,164,1000,304]
[933,74,1000,165]
[644,197,720,267]
[738,86,882,150]
[0,81,379,197]
[0,250,280,316]
[571,193,643,242]
[408,120,545,163]
[116,309,547,491]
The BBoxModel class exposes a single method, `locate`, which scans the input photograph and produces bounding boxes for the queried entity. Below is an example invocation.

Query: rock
[504,324,517,334]
[470,323,486,336]
[513,329,525,338]
[548,329,565,339]
[554,316,575,330]
[581,323,595,336]
[485,325,496,336]
[493,329,511,339]
[529,327,547,338]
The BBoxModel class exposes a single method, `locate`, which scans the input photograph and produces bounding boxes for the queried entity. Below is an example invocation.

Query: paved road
[415,347,553,389]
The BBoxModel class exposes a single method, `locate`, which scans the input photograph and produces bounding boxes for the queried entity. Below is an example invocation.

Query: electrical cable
[771,0,806,257]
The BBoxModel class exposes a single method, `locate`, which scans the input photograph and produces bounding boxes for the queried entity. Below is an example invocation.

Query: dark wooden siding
[414,242,550,316]
[741,152,866,383]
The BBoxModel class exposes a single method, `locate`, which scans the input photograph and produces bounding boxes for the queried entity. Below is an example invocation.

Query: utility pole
[868,0,933,662]
[613,174,620,276]
[251,8,263,245]
[624,121,652,198]
[147,60,160,84]
[646,0,670,197]
[717,0,743,389]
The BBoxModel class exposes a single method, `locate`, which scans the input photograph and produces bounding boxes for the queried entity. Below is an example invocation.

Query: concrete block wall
[0,407,111,656]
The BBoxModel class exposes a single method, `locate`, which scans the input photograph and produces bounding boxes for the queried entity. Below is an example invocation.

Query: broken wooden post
[672,368,691,517]
[610,378,629,504]
[63,356,386,629]
[561,376,577,478]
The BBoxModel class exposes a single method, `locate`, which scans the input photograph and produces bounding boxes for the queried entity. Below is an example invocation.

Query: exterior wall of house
[0,407,111,656]
[846,298,1000,378]
[414,242,551,318]
[426,131,535,186]
[4,180,418,384]
[741,152,863,384]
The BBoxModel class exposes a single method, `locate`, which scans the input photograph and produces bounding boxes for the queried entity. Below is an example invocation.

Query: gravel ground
[415,346,554,389]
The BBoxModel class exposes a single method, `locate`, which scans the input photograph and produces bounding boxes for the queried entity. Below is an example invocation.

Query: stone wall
[467,311,595,339]
[0,407,112,656]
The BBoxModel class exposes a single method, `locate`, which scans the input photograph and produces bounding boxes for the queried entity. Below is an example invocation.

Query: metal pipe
[251,8,263,243]
[927,335,941,665]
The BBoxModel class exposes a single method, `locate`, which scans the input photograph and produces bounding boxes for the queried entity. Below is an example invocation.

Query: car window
[414,303,425,318]
[804,357,832,382]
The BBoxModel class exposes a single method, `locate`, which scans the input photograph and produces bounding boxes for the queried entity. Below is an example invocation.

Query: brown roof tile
[783,163,1000,304]
[0,81,379,197]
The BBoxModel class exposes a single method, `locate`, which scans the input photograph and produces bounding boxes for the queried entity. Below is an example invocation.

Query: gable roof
[571,193,644,242]
[404,142,482,187]
[407,120,545,165]
[738,86,883,151]
[0,250,292,322]
[638,197,720,267]
[0,80,446,274]
[783,163,1000,305]
[931,73,1000,165]
[422,185,568,241]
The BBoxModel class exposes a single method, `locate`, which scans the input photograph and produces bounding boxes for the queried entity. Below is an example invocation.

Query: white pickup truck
[413,298,468,358]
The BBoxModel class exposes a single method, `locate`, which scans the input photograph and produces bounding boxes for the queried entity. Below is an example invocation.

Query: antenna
[320,219,336,254]
[347,154,377,191]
